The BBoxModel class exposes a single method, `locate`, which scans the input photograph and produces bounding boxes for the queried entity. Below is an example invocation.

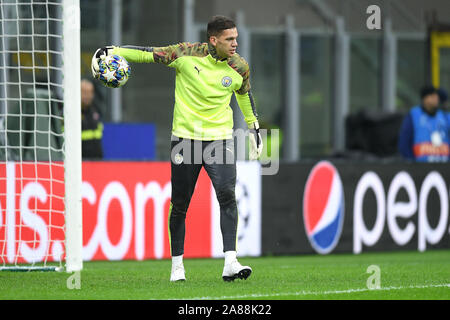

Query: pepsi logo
[303,161,345,254]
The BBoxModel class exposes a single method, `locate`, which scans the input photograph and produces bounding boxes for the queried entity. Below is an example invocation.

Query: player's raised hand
[91,46,114,78]
[249,121,263,160]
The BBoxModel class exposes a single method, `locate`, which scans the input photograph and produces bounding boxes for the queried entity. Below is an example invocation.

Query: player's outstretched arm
[112,46,155,63]
[91,43,196,78]
[91,45,155,78]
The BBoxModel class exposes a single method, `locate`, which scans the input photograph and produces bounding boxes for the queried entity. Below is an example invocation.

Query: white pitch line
[186,283,450,300]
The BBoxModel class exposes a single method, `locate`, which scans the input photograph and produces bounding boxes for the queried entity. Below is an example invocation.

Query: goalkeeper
[91,15,262,282]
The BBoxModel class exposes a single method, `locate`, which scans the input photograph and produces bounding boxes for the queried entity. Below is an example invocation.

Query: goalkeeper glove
[91,46,114,78]
[249,121,263,160]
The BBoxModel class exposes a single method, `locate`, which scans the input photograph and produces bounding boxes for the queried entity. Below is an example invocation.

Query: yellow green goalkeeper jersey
[112,42,258,140]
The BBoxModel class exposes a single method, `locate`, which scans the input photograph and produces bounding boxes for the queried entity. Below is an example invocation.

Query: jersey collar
[208,43,228,62]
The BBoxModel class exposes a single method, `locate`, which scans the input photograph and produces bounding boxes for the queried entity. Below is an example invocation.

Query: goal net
[0,0,82,272]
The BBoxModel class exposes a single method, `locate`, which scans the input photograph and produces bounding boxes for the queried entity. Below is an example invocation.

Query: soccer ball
[97,55,131,88]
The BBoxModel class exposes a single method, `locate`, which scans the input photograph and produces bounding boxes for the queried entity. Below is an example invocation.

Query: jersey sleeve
[112,43,199,68]
[235,90,258,127]
[231,57,258,126]
[234,60,251,95]
[111,46,155,63]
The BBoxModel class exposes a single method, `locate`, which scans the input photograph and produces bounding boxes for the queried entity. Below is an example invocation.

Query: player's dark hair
[207,15,236,40]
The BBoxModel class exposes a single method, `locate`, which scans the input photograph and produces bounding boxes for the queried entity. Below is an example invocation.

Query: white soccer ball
[97,55,131,88]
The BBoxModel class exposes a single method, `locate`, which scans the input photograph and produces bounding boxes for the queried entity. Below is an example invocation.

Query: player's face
[211,27,238,58]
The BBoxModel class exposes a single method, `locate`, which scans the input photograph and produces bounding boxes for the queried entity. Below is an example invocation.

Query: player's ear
[209,36,217,46]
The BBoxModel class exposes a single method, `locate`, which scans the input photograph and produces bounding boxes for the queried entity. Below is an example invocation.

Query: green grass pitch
[1,250,449,300]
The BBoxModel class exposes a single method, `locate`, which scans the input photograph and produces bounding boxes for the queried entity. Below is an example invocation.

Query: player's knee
[216,187,236,207]
[170,202,188,218]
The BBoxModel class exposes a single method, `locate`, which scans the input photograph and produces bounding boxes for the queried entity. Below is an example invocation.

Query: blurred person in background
[398,85,449,162]
[81,79,104,159]
[91,15,262,282]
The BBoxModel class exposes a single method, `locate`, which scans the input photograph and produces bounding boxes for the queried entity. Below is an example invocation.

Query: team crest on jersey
[221,76,232,87]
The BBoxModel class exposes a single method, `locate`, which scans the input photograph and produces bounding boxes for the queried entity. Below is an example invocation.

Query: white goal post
[0,0,82,272]
[62,0,82,273]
